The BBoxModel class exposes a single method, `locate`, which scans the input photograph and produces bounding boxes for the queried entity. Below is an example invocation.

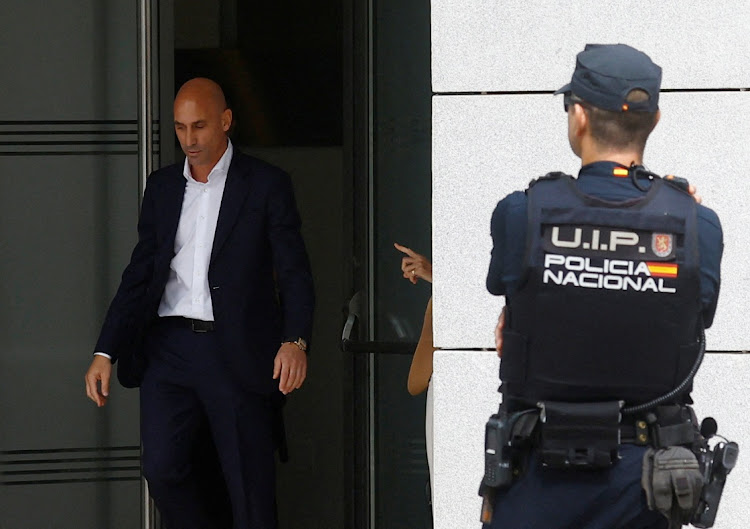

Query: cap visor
[553,83,571,95]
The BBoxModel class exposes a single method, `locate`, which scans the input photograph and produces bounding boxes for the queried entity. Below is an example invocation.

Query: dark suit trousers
[140,318,277,529]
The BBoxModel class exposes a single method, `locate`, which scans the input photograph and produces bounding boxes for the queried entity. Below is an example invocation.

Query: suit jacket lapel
[211,153,252,264]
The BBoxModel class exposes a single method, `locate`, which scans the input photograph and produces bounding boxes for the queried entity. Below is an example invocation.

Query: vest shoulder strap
[662,174,692,196]
[527,171,574,192]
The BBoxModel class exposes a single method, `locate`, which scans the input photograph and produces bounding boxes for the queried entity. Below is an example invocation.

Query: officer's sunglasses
[563,93,590,113]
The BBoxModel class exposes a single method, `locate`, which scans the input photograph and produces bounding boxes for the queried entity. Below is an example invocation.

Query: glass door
[346,0,433,527]
[0,1,161,527]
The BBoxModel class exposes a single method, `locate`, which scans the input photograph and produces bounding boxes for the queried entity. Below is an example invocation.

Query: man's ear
[221,108,233,132]
[573,103,589,138]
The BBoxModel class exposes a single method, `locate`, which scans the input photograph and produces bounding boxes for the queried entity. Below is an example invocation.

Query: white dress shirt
[158,140,233,321]
[95,141,233,360]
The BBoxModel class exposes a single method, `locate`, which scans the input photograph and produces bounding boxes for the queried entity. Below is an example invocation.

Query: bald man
[85,78,315,528]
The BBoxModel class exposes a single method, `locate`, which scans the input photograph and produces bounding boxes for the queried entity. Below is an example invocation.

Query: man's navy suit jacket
[94,150,315,394]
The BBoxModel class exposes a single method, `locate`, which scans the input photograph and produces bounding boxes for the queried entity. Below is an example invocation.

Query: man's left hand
[273,342,308,394]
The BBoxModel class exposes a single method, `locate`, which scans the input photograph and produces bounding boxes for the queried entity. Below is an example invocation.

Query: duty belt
[513,402,700,470]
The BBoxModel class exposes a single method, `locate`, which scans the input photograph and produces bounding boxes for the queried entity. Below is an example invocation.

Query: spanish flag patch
[646,262,678,278]
[613,167,629,178]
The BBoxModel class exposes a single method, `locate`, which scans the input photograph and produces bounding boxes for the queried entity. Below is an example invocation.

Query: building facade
[430,2,750,527]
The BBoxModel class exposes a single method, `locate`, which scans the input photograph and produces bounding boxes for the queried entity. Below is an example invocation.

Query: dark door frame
[343,0,374,527]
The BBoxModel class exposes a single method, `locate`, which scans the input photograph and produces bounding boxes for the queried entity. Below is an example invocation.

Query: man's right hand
[85,355,112,407]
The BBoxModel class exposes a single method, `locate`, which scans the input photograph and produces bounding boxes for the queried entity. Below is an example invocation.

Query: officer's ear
[571,103,589,138]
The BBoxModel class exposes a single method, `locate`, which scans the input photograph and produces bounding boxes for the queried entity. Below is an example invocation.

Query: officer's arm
[697,206,723,328]
[487,202,509,295]
[487,192,526,296]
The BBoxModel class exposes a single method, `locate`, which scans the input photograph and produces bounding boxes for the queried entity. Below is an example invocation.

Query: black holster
[478,408,538,524]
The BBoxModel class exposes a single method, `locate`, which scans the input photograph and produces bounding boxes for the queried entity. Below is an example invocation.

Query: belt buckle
[191,319,210,333]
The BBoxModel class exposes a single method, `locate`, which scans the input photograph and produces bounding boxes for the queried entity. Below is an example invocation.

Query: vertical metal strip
[366,0,376,527]
[137,0,154,528]
[138,0,154,200]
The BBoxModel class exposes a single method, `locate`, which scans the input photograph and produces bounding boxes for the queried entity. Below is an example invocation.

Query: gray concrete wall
[430,2,749,527]
[432,0,750,92]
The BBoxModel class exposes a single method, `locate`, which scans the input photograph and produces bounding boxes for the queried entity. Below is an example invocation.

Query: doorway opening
[169,1,432,528]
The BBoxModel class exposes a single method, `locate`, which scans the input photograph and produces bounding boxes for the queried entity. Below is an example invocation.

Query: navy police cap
[555,44,662,113]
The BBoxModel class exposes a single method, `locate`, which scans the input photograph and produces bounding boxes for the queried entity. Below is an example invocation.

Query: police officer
[483,44,723,529]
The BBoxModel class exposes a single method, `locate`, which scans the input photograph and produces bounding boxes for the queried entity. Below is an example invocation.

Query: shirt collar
[182,139,234,183]
[578,160,630,179]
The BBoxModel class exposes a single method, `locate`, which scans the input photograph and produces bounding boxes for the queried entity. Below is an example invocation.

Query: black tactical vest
[500,173,701,409]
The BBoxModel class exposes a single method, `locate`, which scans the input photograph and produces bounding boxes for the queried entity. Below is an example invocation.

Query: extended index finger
[393,242,417,258]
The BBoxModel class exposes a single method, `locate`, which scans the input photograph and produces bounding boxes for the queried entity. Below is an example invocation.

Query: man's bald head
[174,78,228,114]
[173,78,233,181]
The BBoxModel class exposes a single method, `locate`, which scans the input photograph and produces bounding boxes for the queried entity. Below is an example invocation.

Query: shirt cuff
[94,352,113,360]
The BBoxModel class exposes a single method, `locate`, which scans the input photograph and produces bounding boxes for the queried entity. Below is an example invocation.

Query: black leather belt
[161,316,215,333]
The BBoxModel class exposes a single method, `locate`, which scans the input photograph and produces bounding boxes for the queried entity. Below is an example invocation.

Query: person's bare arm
[407,297,435,395]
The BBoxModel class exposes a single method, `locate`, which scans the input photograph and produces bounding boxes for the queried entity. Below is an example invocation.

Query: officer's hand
[85,355,113,407]
[687,184,702,204]
[494,307,506,357]
[394,243,433,284]
[273,342,308,395]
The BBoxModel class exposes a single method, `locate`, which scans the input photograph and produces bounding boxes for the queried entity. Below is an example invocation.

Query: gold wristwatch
[283,337,308,352]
